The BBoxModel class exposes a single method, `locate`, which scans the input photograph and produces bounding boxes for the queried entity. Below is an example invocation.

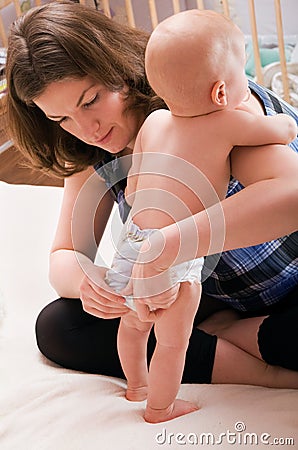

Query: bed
[1,181,297,449]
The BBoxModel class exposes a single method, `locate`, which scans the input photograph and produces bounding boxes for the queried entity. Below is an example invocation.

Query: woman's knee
[35,297,123,374]
[35,297,88,359]
[258,307,298,371]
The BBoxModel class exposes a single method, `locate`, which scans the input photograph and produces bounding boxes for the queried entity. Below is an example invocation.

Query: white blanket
[0,181,297,450]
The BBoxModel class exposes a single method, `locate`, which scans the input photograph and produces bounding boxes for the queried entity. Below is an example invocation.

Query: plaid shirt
[202,80,298,311]
[95,80,298,313]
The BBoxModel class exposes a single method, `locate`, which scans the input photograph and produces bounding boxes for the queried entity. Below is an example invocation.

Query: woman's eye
[83,94,98,108]
[57,117,67,125]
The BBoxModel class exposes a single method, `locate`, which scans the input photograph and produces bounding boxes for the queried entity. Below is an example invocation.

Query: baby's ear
[211,80,227,107]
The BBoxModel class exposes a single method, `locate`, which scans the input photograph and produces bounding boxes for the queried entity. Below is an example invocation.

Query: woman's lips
[95,128,113,145]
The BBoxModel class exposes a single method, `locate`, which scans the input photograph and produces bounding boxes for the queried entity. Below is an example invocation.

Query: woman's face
[34,76,145,153]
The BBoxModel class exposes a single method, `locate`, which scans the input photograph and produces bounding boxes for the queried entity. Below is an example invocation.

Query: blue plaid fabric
[94,155,130,223]
[202,80,298,311]
[95,80,298,312]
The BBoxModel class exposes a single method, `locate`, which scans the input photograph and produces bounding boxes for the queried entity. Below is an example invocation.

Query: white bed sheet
[0,181,297,450]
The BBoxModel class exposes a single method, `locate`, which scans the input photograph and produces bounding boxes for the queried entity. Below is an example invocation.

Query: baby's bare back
[129,110,232,229]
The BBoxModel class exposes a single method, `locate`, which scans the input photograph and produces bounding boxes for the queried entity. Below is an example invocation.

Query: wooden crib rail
[83,0,295,105]
[248,0,263,85]
[88,0,292,103]
[0,0,41,47]
[248,0,290,102]
[0,0,21,46]
[274,0,290,102]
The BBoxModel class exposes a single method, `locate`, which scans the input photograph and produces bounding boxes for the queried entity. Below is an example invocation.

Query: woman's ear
[211,80,227,107]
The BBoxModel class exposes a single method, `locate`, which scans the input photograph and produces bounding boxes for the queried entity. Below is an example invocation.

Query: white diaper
[105,220,204,311]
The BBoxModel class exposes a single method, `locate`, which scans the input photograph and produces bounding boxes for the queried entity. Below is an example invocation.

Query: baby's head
[145,9,248,117]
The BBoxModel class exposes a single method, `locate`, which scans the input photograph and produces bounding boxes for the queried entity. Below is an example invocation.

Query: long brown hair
[6,1,164,177]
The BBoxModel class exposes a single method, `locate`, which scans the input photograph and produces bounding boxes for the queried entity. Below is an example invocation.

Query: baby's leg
[118,311,153,401]
[145,282,201,423]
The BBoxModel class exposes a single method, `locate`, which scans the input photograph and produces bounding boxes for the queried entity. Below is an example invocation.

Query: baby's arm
[224,110,297,147]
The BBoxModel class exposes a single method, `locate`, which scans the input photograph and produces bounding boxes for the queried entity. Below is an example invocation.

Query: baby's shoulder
[141,109,171,135]
[211,108,255,128]
[146,108,171,122]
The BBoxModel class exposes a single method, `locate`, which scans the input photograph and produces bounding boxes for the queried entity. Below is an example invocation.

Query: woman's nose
[75,113,100,141]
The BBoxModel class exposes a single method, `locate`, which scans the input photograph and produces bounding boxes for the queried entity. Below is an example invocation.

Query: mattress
[1,181,297,450]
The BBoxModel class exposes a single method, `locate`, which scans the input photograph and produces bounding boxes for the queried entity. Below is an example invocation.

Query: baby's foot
[144,399,199,423]
[126,385,148,402]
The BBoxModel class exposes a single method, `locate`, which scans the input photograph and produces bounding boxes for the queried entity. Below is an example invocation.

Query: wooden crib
[80,0,294,104]
[0,0,42,46]
[0,0,295,104]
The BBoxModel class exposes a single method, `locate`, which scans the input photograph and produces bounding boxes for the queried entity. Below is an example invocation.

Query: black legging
[35,286,298,382]
[35,297,218,383]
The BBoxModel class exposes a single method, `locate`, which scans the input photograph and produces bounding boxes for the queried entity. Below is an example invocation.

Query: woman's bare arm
[224,143,298,245]
[170,143,298,259]
[49,165,114,298]
[129,144,298,302]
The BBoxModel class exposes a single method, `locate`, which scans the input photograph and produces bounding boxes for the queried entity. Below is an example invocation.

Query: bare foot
[126,385,148,402]
[198,309,241,335]
[144,399,199,423]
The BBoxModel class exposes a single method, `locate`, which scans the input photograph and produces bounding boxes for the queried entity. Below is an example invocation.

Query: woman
[6,1,298,387]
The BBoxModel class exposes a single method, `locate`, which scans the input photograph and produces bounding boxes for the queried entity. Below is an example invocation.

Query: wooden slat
[102,0,111,18]
[125,0,135,28]
[0,16,7,46]
[0,0,22,46]
[0,0,15,8]
[196,0,204,10]
[274,0,290,103]
[221,0,230,17]
[248,0,263,85]
[172,0,180,14]
[12,0,21,17]
[148,0,158,29]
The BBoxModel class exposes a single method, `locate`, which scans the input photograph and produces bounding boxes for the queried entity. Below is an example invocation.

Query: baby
[106,9,297,423]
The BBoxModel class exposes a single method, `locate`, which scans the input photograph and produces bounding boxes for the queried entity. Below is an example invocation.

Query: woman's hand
[121,235,180,315]
[79,265,128,319]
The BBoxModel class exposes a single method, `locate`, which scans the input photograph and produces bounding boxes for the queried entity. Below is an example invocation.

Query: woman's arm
[224,142,298,246]
[171,143,298,258]
[49,165,114,298]
[129,144,298,302]
[180,142,297,257]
